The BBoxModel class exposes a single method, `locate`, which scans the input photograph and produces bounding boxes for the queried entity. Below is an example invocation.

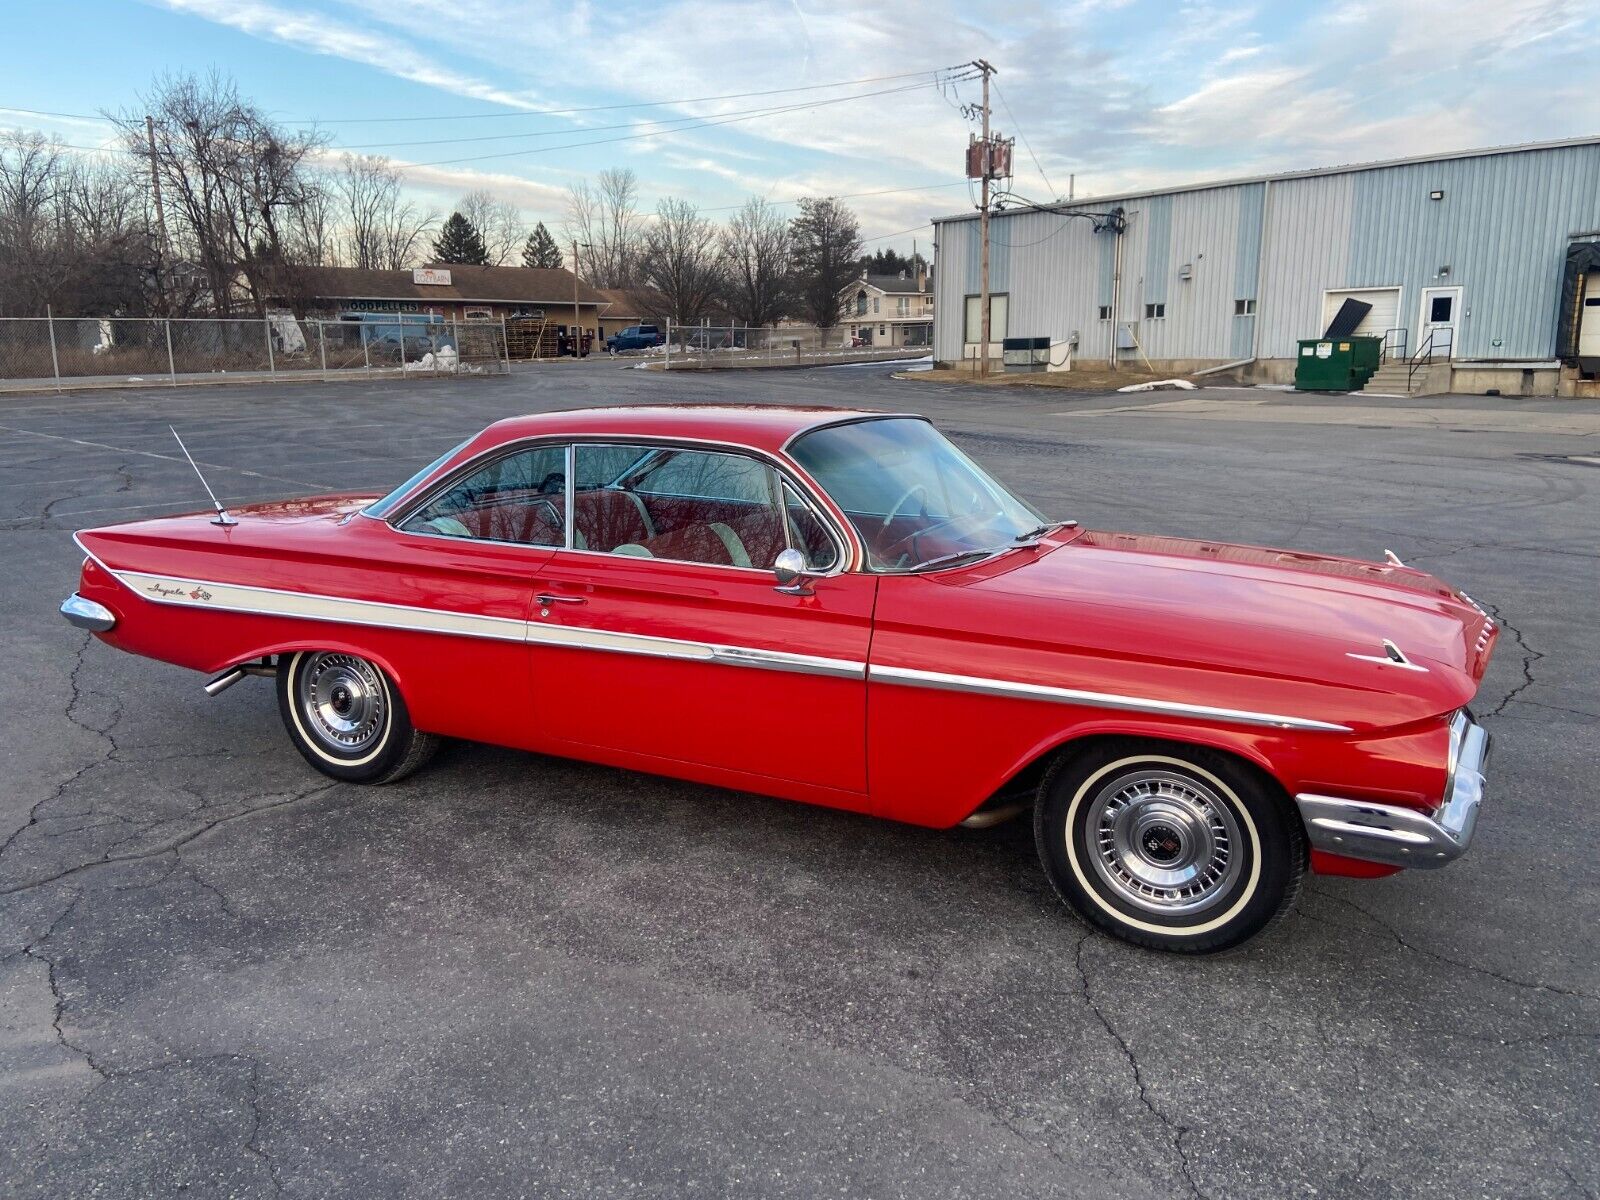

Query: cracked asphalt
[2,363,1596,1199]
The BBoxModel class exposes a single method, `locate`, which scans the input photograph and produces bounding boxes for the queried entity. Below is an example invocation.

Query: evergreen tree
[432,212,489,265]
[521,222,563,269]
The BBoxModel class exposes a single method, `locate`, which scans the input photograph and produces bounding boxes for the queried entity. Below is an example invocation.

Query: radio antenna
[169,426,237,527]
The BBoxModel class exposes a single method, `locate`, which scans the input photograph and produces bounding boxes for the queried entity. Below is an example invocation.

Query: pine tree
[432,212,489,265]
[521,222,563,270]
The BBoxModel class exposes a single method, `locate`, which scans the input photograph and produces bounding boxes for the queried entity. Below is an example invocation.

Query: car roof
[473,404,916,456]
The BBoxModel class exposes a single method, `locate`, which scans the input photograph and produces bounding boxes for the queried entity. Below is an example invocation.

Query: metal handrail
[1407,327,1454,391]
[1381,327,1408,364]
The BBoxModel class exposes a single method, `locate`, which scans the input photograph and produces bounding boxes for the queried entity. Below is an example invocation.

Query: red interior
[430,488,803,569]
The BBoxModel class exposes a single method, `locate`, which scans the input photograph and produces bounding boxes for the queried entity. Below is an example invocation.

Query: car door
[371,441,569,751]
[527,441,875,797]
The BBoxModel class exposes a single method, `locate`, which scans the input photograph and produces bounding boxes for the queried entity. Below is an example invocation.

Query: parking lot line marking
[0,424,329,490]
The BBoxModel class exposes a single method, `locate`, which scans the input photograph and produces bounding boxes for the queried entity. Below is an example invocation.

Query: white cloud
[143,0,543,111]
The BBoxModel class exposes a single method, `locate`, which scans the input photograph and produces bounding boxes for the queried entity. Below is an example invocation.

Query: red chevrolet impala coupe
[62,406,1495,952]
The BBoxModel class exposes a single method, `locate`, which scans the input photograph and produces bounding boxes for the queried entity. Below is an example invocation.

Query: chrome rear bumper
[1296,711,1489,869]
[61,593,116,632]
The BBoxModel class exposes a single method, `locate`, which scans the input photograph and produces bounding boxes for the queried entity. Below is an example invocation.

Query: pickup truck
[606,325,663,352]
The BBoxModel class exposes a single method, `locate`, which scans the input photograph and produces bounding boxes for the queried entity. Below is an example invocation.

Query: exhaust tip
[203,667,246,697]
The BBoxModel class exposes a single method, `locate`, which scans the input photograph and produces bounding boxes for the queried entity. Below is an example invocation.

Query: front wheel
[276,650,439,784]
[1035,740,1304,953]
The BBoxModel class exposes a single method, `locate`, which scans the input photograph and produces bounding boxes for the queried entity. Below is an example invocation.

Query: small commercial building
[278,264,614,345]
[841,272,934,348]
[931,137,1600,395]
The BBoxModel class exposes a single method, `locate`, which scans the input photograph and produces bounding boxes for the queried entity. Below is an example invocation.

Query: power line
[861,222,933,244]
[298,67,962,125]
[407,75,977,168]
[335,81,950,152]
[992,81,1056,200]
[699,182,966,214]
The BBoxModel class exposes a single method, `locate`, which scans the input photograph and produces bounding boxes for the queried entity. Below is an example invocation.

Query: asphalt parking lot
[2,361,1597,1199]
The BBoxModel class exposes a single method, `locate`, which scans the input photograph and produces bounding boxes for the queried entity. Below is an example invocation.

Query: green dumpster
[1294,335,1382,391]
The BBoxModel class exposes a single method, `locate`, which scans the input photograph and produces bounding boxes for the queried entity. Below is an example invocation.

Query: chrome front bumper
[61,593,116,632]
[1295,711,1490,869]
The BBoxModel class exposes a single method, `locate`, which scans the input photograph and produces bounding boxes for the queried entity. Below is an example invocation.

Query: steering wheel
[879,483,930,534]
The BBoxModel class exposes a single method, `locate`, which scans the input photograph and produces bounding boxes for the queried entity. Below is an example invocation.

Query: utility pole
[974,60,995,377]
[571,240,582,358]
[145,115,172,313]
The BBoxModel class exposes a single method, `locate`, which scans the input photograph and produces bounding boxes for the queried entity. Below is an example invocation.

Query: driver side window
[400,445,567,546]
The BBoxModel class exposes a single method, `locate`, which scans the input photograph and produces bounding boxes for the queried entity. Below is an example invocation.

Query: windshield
[789,418,1043,570]
[364,439,471,518]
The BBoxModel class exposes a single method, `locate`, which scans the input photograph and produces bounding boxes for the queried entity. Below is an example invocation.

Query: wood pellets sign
[413,268,452,286]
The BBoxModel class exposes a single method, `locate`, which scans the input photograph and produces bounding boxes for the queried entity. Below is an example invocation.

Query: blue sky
[7,0,1598,254]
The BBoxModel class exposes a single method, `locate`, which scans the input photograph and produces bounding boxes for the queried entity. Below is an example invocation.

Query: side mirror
[773,548,814,595]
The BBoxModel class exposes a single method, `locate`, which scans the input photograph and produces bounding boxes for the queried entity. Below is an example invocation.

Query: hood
[934,528,1496,726]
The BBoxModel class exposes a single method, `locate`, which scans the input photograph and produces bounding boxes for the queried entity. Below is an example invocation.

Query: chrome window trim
[868,664,1352,732]
[384,431,860,574]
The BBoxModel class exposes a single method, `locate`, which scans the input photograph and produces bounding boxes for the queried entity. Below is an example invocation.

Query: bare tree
[286,171,337,266]
[334,154,437,270]
[457,189,524,266]
[564,167,641,288]
[720,197,793,328]
[0,131,156,316]
[113,71,330,315]
[639,197,723,323]
[791,197,862,335]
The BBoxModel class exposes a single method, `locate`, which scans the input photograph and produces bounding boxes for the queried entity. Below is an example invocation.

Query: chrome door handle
[536,593,586,608]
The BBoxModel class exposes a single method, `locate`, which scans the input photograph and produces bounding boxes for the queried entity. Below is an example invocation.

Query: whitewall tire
[1035,739,1304,953]
[276,650,439,784]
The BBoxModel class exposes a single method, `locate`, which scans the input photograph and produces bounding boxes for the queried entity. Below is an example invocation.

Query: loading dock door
[1322,287,1401,340]
[1580,275,1600,359]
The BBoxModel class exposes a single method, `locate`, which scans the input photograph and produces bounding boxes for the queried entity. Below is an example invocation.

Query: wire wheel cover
[298,653,387,755]
[1086,768,1244,915]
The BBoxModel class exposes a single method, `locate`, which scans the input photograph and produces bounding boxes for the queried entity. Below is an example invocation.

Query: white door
[1417,287,1462,358]
[1579,276,1600,358]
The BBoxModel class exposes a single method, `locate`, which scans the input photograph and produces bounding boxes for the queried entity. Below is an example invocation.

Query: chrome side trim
[1296,712,1488,869]
[869,664,1352,732]
[61,593,116,632]
[116,569,531,643]
[108,569,867,681]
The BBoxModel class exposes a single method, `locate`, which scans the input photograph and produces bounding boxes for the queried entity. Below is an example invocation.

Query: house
[840,271,934,348]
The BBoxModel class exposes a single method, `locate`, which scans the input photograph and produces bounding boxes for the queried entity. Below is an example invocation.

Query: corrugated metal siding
[933,142,1600,364]
[1233,183,1265,299]
[1256,173,1355,358]
[1346,145,1600,358]
[1142,195,1173,306]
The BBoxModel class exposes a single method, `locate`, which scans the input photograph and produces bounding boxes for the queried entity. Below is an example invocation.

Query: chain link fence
[0,315,510,393]
[652,321,933,370]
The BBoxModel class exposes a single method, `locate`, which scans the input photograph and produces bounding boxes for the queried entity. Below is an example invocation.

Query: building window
[962,293,1009,343]
[1233,298,1256,316]
[879,324,887,336]
[855,291,867,317]
[897,297,909,316]
[1098,305,1112,321]
[1144,303,1166,320]
[872,297,880,314]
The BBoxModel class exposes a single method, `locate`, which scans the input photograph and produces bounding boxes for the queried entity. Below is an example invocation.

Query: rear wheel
[1035,739,1304,953]
[276,651,438,784]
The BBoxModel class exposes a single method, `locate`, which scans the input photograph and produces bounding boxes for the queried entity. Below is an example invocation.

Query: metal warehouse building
[932,137,1600,396]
